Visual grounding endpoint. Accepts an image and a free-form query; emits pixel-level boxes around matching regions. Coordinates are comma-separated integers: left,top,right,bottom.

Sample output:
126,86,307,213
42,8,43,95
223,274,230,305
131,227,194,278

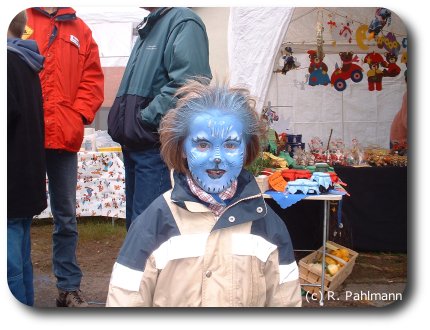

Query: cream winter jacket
106,170,302,307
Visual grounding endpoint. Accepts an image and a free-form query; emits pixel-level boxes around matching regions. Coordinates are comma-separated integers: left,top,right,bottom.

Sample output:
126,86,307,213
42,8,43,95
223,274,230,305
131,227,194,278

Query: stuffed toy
307,50,330,86
364,52,387,91
382,52,401,77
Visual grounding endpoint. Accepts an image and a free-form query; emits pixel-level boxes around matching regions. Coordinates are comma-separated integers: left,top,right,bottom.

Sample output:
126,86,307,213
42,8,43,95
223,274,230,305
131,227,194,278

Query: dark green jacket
108,7,212,150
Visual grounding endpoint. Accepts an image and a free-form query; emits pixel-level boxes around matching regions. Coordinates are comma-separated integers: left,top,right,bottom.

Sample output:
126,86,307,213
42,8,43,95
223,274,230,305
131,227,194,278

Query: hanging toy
330,52,363,92
261,106,279,127
307,50,330,86
326,13,337,46
280,47,300,74
382,52,401,77
338,17,354,44
364,52,387,91
326,16,337,32
368,8,391,40
356,24,371,50
294,74,310,90
401,38,408,83
376,32,401,55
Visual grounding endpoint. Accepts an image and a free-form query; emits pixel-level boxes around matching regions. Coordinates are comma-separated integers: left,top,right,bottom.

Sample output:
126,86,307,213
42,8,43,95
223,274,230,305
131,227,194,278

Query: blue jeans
123,148,171,230
46,150,82,291
7,218,34,306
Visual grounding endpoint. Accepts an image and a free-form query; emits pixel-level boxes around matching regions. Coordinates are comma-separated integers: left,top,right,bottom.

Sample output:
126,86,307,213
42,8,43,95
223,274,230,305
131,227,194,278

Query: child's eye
197,142,210,150
224,142,239,149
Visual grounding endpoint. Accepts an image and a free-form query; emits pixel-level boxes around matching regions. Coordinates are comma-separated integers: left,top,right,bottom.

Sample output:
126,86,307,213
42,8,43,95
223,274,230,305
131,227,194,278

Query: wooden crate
299,241,358,299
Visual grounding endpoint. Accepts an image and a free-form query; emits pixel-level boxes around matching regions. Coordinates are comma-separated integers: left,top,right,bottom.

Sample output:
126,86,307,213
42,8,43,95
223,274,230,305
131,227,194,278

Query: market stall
229,6,408,247
229,7,407,149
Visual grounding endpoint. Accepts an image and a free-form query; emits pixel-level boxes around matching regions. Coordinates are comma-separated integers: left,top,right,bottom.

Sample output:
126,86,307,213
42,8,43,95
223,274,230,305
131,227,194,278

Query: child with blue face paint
106,79,302,307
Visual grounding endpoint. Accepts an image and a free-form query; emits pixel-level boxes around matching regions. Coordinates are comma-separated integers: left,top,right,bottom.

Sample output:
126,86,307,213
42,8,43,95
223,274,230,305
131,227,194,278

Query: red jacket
25,7,104,152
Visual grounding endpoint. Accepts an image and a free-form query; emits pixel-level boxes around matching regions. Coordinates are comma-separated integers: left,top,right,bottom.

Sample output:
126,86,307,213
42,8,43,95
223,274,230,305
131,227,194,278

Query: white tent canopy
76,7,148,67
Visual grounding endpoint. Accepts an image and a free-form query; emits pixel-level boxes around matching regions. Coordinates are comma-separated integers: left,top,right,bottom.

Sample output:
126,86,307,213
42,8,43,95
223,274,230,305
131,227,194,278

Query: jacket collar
35,7,76,21
137,7,172,39
171,169,267,231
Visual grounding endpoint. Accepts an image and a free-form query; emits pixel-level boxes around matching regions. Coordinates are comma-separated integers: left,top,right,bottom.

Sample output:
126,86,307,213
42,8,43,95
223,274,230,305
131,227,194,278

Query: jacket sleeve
140,19,212,127
257,206,302,307
264,249,302,307
72,28,104,125
106,254,158,307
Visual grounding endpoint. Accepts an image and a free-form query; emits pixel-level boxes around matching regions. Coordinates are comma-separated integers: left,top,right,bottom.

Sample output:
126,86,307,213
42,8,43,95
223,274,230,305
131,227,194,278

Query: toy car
330,64,363,92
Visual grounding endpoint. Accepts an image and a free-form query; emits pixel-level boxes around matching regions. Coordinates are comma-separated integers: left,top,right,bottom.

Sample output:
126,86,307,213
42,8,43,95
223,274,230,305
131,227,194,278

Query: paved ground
29,219,407,308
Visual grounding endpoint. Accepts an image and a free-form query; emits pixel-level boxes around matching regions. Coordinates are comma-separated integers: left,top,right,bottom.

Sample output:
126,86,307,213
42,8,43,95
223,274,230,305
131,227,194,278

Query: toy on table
287,179,320,195
311,172,332,193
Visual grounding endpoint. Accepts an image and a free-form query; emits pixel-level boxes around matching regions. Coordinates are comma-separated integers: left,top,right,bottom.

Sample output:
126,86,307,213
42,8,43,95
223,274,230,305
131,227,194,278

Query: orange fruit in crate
341,256,350,262
331,249,343,258
339,248,349,258
325,256,337,265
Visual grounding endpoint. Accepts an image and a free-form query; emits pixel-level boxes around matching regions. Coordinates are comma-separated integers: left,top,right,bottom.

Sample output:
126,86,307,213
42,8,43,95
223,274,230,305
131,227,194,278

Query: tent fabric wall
228,7,294,114
77,7,146,67
267,52,407,149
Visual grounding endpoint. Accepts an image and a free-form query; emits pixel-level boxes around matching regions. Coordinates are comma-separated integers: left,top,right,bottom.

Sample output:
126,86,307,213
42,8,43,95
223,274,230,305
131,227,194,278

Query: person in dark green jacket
108,7,212,230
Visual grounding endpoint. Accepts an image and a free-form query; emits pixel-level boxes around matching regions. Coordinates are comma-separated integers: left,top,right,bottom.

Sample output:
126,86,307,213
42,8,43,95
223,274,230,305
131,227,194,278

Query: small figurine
368,8,392,39
281,47,300,74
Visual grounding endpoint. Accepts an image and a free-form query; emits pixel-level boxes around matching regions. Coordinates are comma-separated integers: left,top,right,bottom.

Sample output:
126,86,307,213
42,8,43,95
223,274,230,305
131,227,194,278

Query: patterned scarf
186,175,237,217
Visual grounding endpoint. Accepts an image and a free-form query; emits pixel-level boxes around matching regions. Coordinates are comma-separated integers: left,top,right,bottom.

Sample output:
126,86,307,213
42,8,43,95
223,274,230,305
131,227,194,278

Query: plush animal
364,52,387,91
307,50,330,86
339,52,359,72
382,52,401,77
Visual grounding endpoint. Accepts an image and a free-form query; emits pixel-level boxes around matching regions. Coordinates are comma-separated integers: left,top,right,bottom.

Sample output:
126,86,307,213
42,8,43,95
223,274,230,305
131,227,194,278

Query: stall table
36,151,126,220
264,192,343,306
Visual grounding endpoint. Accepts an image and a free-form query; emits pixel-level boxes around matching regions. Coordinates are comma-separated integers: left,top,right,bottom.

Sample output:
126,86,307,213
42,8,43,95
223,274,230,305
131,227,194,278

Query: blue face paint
184,110,245,193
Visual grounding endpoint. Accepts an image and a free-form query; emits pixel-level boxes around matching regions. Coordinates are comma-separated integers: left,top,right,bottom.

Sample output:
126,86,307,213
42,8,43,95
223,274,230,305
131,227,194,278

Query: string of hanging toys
274,7,407,92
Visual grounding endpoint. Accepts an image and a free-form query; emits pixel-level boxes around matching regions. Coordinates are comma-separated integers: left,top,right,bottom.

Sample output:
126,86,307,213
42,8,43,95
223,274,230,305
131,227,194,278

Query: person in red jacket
25,7,104,307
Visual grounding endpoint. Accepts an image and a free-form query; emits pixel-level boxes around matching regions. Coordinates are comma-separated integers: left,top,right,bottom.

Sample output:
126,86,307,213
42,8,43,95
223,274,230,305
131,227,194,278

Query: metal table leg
319,200,329,306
